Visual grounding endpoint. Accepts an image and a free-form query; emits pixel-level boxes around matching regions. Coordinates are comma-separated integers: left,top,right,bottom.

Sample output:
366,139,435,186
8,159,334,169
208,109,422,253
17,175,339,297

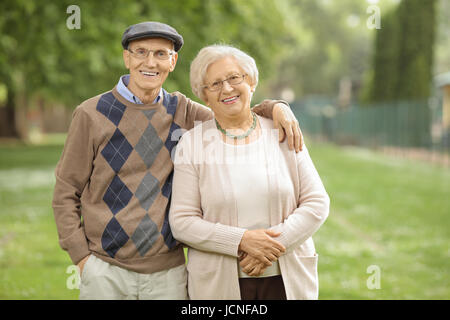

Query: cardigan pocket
186,250,237,299
289,252,319,299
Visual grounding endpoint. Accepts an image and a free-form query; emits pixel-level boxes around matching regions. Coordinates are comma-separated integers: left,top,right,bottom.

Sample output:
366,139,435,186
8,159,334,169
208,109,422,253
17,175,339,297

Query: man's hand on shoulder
272,103,303,153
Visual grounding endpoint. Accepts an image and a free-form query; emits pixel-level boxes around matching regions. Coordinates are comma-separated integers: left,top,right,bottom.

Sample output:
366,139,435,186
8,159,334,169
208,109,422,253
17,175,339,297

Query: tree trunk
0,90,19,138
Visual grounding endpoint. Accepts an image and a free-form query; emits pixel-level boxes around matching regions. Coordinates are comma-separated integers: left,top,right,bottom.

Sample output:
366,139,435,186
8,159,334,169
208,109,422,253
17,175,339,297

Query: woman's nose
222,80,234,92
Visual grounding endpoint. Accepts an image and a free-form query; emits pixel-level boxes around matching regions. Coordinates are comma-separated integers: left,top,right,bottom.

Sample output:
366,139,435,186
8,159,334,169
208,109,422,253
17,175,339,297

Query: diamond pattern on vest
131,214,160,256
96,89,181,257
101,217,130,258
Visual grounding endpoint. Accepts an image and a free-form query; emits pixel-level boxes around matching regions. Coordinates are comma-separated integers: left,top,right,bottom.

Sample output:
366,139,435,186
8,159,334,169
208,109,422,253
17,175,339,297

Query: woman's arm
270,146,330,252
239,145,330,276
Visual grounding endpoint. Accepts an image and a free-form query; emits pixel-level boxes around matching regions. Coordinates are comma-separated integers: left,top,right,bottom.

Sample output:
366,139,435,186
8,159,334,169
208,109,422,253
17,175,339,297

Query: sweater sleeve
251,99,289,119
184,99,213,130
270,146,330,252
169,134,246,257
52,107,94,265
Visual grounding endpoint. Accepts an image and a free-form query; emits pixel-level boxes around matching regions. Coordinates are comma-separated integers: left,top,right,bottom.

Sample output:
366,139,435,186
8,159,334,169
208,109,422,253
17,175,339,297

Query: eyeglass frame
202,74,248,92
127,47,175,60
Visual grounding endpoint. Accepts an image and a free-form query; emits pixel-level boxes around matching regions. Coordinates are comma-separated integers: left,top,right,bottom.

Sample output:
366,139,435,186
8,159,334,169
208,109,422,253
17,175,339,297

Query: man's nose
144,52,157,66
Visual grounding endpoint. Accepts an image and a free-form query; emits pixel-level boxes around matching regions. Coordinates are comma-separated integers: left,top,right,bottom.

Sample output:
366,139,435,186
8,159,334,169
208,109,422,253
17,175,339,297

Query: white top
223,137,281,278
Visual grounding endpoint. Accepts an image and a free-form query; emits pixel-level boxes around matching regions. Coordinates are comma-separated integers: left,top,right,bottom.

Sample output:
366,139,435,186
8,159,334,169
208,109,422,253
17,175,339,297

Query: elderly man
52,21,303,300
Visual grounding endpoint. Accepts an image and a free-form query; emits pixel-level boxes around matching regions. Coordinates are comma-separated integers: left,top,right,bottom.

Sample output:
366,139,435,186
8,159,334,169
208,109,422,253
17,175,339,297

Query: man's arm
252,100,303,152
52,107,94,265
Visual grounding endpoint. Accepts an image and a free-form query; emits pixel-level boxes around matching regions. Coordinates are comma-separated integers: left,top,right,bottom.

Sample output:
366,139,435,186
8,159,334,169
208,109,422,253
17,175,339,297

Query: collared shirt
117,74,162,104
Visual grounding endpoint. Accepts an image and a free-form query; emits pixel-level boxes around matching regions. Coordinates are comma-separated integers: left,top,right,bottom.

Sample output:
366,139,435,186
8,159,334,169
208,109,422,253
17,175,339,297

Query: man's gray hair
190,44,259,101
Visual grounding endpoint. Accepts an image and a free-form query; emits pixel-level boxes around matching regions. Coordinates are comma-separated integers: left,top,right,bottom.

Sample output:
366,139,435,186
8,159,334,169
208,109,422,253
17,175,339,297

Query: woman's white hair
190,44,259,102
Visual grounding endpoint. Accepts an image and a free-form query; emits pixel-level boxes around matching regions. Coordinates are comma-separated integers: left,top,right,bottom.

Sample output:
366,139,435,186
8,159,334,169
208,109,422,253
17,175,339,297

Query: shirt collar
117,75,162,104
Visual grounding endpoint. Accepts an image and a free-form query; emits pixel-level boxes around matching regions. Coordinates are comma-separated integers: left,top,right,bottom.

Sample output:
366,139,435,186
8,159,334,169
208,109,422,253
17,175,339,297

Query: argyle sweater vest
52,86,214,273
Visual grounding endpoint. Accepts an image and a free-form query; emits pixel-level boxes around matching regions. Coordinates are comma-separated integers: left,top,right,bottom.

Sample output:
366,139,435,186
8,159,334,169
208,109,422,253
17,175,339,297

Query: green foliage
0,0,292,109
366,0,437,103
268,0,374,99
396,0,436,101
0,0,443,115
366,9,399,102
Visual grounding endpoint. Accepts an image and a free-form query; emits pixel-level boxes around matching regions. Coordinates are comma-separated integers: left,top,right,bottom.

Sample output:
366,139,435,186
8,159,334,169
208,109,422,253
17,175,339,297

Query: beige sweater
52,85,281,274
169,116,330,299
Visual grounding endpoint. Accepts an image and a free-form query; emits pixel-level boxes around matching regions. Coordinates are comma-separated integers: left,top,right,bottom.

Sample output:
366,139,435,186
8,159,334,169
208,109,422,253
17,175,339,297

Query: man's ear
123,49,130,69
169,52,178,72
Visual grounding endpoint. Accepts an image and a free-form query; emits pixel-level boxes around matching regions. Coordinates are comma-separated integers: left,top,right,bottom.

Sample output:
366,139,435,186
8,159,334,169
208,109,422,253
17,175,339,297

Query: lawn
0,139,448,299
310,143,450,299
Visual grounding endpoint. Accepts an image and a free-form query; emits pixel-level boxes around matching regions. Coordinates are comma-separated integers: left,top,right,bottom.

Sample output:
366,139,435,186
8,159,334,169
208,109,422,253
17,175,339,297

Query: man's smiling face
123,37,178,100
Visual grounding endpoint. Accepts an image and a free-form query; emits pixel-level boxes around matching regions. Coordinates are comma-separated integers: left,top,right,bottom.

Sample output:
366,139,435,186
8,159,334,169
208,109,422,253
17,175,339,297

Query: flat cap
122,21,184,52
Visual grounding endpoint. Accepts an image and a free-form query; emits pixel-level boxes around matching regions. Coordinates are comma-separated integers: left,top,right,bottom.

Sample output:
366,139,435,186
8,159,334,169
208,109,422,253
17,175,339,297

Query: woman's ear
247,76,256,93
203,93,210,106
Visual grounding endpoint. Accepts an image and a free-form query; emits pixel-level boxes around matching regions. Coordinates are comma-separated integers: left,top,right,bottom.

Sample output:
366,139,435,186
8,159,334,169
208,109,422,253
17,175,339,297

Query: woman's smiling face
202,56,255,120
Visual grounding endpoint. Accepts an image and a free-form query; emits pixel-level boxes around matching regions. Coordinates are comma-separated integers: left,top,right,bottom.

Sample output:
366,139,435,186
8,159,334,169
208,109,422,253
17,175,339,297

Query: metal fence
292,98,450,167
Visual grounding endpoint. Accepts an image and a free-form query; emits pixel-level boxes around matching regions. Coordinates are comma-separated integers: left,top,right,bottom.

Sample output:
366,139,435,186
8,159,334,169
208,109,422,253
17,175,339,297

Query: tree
366,9,399,102
0,0,293,139
396,0,436,101
366,0,437,103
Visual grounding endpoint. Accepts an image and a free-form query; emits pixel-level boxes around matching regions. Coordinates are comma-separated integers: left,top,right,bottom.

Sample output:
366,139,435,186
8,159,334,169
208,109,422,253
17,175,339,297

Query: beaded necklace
215,112,257,140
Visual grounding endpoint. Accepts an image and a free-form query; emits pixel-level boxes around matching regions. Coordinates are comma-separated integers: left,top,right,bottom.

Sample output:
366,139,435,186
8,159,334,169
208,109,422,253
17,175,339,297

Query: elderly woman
169,45,330,300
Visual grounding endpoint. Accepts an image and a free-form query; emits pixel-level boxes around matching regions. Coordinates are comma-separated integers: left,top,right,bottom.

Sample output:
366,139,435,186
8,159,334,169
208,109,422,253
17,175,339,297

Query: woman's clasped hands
238,229,286,277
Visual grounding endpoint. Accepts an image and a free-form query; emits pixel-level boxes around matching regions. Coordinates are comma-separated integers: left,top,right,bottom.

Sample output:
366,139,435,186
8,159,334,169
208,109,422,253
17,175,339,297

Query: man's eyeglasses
127,48,174,60
203,74,247,92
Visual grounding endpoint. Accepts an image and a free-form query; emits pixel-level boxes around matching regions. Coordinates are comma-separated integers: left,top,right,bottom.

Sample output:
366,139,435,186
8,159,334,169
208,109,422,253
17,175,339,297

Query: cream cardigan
169,116,330,300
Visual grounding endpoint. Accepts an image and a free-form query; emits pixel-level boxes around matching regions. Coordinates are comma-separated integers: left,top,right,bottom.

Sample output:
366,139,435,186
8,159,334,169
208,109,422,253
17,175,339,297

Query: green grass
0,141,79,299
308,143,450,299
0,138,448,299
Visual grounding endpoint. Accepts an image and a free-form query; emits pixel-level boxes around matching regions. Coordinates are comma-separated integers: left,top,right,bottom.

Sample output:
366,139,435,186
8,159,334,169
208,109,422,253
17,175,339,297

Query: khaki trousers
79,255,188,300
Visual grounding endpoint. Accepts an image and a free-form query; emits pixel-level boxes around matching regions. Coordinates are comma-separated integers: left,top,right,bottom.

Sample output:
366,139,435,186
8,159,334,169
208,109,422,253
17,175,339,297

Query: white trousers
79,255,188,300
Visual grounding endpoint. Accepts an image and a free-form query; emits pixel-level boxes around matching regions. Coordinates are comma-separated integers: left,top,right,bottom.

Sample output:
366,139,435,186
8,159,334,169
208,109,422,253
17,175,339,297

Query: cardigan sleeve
169,133,246,257
270,145,330,252
52,106,94,265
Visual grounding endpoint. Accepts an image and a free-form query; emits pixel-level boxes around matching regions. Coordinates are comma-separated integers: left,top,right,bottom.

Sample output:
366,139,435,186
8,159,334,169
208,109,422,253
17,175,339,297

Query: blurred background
0,0,448,299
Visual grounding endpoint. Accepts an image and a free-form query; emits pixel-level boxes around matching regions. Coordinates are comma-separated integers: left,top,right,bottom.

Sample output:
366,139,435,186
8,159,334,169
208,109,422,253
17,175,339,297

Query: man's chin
130,81,162,93
130,75,166,90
